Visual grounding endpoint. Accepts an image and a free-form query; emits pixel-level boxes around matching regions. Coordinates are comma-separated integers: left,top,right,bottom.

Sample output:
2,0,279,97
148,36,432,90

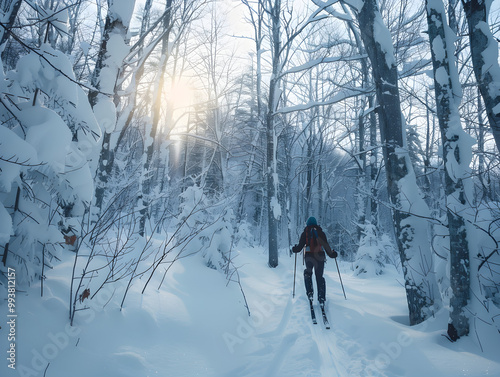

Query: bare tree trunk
0,0,22,53
461,0,500,153
340,1,373,241
356,96,367,240
266,0,281,268
477,91,491,200
368,95,378,227
426,0,472,340
238,0,265,227
139,0,173,236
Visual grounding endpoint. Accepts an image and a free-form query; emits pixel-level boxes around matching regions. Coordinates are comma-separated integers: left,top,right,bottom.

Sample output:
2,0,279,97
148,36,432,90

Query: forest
0,0,500,362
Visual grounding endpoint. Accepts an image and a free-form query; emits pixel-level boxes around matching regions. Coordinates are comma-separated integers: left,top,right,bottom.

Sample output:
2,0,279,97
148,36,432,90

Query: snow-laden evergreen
0,40,100,285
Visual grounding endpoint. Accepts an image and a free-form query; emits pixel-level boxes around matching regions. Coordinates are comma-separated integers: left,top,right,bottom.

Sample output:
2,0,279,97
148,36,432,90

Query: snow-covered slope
2,244,499,377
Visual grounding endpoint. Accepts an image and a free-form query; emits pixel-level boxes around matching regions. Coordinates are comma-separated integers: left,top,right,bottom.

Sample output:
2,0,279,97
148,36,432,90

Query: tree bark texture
461,0,500,153
426,0,471,338
357,0,439,325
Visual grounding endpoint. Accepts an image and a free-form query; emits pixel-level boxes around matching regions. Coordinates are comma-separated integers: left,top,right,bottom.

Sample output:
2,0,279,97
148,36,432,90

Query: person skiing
292,217,337,308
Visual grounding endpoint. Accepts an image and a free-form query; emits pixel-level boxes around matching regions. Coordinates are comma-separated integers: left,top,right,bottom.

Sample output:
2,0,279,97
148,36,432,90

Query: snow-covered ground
2,244,499,377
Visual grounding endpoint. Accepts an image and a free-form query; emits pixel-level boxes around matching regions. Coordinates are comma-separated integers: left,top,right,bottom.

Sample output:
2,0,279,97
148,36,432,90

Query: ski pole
292,251,297,298
335,258,347,300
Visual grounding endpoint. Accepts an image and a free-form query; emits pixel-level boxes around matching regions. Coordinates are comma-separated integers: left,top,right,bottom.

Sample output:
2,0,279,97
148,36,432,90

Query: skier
292,217,337,308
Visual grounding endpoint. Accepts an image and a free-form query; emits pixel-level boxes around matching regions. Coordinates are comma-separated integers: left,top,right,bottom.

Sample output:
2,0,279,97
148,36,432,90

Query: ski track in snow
238,255,378,377
264,332,299,377
309,306,342,377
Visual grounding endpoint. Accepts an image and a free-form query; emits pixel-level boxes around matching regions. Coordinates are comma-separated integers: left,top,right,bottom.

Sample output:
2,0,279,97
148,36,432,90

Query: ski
320,304,330,329
309,299,317,324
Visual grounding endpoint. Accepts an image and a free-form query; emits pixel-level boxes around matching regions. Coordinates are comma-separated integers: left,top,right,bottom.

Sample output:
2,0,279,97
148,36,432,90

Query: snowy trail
319,269,388,377
238,254,405,377
4,246,500,377
239,254,353,377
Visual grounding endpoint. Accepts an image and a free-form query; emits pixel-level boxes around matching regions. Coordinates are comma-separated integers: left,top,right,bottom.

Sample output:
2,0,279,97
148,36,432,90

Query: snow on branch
310,0,353,22
0,24,111,96
23,0,71,36
0,154,44,168
281,53,367,77
275,86,371,114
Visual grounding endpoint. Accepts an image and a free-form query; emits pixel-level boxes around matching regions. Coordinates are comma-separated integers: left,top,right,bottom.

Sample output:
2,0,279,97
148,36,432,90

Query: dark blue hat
306,217,317,226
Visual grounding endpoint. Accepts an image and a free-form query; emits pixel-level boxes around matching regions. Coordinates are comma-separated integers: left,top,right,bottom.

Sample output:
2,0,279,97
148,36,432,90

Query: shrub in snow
205,208,234,271
354,223,386,276
174,185,236,271
233,221,254,247
167,185,249,313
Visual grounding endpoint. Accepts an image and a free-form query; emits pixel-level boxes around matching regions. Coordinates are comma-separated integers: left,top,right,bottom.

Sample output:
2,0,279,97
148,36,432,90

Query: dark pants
304,254,326,303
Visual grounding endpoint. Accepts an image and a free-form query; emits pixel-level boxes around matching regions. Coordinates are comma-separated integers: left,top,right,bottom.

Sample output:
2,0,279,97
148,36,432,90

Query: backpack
305,226,322,254
305,225,336,258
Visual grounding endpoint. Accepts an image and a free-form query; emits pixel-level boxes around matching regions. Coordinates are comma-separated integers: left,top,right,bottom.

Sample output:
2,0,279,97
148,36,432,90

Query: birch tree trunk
90,0,135,212
356,0,439,325
426,0,473,340
461,0,500,153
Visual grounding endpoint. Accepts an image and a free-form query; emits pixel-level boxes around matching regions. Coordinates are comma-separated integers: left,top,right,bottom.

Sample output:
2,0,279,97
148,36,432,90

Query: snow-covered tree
426,0,475,339
353,0,440,325
0,4,100,285
90,0,135,212
461,0,500,153
263,0,282,268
